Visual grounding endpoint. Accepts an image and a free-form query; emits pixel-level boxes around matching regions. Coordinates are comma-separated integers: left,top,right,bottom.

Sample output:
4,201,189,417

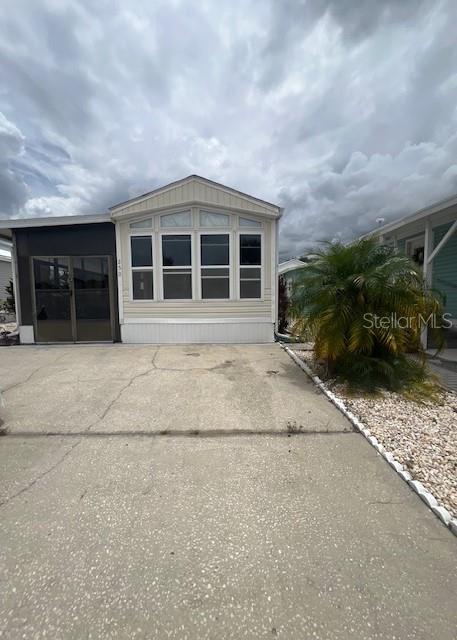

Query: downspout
10,230,22,327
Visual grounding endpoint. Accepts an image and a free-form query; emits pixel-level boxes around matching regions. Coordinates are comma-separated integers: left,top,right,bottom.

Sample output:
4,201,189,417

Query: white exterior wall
114,179,280,344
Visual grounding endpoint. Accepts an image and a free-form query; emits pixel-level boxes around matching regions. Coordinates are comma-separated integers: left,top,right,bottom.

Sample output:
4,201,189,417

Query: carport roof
0,213,111,240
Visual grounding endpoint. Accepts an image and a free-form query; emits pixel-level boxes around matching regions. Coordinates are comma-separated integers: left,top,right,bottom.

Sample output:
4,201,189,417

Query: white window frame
159,231,194,301
199,209,232,229
238,216,263,229
197,231,232,301
160,209,193,229
129,217,153,229
129,231,155,302
237,231,264,301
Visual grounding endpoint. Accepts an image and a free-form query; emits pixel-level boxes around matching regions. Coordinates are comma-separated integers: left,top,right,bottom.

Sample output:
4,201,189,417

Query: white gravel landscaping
293,348,457,520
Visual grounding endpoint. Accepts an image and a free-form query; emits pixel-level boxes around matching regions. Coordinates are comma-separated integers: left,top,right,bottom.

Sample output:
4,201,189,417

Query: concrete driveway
0,344,455,639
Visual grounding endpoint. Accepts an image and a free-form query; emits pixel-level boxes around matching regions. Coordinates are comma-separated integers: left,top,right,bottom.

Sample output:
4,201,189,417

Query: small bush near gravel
290,238,445,394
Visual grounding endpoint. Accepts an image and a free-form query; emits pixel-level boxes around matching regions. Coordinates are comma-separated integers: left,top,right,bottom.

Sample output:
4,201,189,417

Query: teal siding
397,239,406,253
432,222,457,317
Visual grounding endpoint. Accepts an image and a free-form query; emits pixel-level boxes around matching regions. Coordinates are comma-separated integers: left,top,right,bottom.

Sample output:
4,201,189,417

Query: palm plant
290,238,444,392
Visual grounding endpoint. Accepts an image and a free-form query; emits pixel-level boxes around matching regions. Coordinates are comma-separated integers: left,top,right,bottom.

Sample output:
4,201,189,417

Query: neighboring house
278,258,307,296
0,254,12,302
0,240,12,302
0,175,282,344
362,194,457,348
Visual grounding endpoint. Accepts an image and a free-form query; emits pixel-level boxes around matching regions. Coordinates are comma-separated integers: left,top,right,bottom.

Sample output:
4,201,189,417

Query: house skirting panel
19,325,35,344
120,320,274,344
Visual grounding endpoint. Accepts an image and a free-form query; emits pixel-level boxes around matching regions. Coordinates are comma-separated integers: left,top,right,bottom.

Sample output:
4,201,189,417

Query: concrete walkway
0,344,455,639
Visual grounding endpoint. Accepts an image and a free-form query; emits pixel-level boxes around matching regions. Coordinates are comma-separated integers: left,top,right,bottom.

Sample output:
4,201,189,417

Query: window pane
160,211,192,227
240,234,261,265
202,278,229,299
130,218,152,228
33,257,69,290
163,270,192,299
201,268,229,277
240,279,261,298
162,235,191,266
240,267,261,279
201,234,229,266
239,217,261,228
200,211,230,227
131,236,153,267
133,271,153,299
73,258,109,290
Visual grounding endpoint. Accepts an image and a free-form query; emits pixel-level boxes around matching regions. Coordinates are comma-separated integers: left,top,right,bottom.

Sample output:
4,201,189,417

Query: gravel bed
294,349,457,519
0,322,17,333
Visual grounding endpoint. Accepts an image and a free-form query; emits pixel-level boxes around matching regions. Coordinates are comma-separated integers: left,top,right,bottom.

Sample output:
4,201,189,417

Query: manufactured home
0,176,282,344
363,194,457,348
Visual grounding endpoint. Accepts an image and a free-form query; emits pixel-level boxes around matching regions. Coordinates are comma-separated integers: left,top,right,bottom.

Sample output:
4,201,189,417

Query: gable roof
278,258,306,275
109,175,282,219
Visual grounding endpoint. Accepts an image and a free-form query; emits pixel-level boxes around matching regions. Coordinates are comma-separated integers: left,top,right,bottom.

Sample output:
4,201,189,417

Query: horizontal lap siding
123,300,272,319
432,222,457,317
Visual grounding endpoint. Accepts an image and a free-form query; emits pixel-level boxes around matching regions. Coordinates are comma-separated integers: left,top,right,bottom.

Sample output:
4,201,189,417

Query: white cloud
0,0,456,258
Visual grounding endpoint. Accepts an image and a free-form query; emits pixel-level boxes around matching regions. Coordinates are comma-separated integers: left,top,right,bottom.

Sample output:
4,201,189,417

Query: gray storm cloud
0,0,456,259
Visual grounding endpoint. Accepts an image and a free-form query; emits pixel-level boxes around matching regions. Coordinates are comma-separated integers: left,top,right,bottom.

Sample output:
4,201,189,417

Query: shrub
290,238,444,392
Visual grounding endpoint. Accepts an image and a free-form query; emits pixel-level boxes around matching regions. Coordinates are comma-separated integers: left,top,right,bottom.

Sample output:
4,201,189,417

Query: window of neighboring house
200,234,230,299
131,235,153,299
162,234,192,299
239,234,261,298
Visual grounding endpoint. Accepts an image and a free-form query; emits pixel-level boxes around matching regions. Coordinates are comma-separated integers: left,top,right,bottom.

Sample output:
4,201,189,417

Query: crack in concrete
0,438,81,509
2,351,70,394
85,347,161,431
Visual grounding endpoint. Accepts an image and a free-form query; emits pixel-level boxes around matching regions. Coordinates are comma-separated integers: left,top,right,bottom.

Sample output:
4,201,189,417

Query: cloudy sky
1,0,456,258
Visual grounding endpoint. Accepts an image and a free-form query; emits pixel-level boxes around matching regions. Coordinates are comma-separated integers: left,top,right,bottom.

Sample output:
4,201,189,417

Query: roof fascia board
0,213,111,230
111,200,280,221
362,195,457,238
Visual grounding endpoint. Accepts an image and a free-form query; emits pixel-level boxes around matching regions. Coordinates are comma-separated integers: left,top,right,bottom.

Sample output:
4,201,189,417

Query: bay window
162,234,192,299
239,234,261,298
131,235,153,299
200,234,230,299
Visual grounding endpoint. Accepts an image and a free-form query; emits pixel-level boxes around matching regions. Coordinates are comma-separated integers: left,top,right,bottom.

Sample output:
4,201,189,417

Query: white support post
427,218,457,265
114,221,124,326
10,231,21,326
421,217,433,350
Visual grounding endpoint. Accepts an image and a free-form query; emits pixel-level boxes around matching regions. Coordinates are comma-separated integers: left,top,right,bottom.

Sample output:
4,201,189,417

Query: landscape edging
280,342,457,538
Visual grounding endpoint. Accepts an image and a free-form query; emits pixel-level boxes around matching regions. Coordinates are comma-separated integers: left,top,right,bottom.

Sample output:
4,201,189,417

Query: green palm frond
290,237,445,392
